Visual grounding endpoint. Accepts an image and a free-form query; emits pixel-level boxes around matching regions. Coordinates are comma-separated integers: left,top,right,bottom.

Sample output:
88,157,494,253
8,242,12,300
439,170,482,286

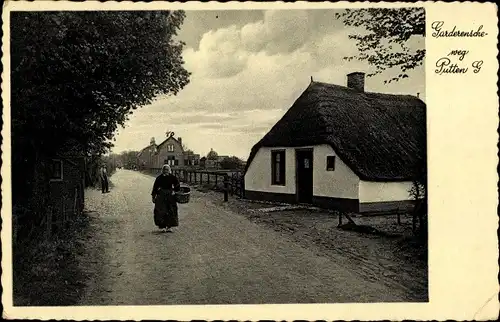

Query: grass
12,213,91,306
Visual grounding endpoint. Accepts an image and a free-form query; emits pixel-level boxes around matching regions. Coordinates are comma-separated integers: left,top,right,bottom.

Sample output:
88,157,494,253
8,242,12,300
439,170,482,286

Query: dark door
296,150,313,204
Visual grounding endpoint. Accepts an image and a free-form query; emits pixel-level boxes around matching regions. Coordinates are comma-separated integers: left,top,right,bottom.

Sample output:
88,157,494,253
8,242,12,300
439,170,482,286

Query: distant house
184,150,201,167
137,135,200,169
205,155,229,169
49,148,86,227
244,72,426,213
199,156,207,168
137,138,158,169
156,135,185,167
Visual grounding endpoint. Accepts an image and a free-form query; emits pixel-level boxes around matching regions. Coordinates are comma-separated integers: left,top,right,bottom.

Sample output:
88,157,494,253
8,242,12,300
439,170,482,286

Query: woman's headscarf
161,164,172,175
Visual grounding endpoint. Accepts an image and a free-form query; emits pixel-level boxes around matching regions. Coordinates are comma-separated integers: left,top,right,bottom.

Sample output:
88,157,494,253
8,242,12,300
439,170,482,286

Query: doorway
296,149,313,204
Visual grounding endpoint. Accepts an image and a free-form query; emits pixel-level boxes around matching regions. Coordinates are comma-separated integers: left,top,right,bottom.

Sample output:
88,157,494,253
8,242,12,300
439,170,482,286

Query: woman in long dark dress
151,164,181,232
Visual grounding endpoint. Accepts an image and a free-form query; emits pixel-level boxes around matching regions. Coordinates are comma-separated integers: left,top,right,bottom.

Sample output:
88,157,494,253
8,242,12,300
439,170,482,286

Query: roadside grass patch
12,213,91,306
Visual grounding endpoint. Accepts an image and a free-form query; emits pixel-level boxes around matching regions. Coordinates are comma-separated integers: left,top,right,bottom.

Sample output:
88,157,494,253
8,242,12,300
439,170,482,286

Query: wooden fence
13,184,84,244
145,168,245,200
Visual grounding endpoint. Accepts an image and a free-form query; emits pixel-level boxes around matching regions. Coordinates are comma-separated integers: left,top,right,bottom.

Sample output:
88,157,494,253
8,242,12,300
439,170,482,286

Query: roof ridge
311,80,421,99
157,135,180,147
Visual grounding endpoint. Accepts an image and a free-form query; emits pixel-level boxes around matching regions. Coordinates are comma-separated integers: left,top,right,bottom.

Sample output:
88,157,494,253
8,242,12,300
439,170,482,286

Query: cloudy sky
112,9,425,160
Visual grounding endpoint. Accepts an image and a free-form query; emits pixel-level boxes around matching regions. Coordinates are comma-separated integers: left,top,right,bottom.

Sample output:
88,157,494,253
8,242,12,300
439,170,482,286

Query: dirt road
79,169,409,305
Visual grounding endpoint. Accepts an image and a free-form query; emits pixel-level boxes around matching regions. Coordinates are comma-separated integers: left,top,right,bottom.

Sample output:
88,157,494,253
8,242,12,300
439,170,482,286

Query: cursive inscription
433,21,487,75
435,57,468,75
432,21,488,38
448,49,469,61
471,60,483,73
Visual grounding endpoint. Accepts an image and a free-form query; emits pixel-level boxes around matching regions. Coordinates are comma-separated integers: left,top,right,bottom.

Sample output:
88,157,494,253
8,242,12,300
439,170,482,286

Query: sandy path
78,169,407,305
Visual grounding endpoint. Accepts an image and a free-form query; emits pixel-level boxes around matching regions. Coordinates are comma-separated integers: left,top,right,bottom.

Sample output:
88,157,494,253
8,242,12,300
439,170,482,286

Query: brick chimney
347,72,365,92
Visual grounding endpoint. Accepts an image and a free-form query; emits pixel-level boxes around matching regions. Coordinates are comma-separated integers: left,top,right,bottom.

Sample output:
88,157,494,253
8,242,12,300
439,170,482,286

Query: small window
50,159,63,181
167,144,174,152
326,156,336,171
304,158,310,169
271,150,286,185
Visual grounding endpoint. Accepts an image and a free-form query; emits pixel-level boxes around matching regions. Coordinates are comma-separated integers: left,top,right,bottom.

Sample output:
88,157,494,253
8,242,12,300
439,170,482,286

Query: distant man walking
100,165,109,193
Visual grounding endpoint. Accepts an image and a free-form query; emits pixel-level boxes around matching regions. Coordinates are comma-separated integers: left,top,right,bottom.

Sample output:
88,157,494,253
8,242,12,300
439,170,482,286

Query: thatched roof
245,81,426,182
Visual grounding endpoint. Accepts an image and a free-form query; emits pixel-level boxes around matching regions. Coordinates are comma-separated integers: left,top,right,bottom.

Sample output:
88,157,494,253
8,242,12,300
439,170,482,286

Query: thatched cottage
244,72,426,213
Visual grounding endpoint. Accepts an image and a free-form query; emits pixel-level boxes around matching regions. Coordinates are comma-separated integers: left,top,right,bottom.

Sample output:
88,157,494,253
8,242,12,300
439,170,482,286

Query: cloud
184,26,250,78
113,9,426,159
241,10,312,54
183,10,350,80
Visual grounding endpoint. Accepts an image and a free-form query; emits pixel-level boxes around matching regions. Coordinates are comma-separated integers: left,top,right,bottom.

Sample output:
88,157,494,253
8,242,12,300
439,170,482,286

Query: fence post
241,175,245,198
207,173,210,185
224,175,229,202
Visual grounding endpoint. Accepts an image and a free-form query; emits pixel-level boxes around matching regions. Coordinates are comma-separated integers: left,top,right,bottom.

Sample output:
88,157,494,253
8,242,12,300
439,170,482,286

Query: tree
11,11,190,220
12,11,189,159
409,130,427,240
336,8,425,83
220,156,244,170
117,150,140,169
207,148,218,160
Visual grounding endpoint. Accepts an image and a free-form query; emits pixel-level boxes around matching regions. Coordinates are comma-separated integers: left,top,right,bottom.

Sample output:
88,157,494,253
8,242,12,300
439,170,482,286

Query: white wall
244,147,296,194
313,144,359,199
245,144,360,199
358,180,413,203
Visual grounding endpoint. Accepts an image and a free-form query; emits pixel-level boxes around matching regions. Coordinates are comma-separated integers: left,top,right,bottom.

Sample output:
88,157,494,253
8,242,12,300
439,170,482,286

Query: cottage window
50,159,63,181
271,150,286,185
167,144,174,152
326,156,336,171
164,155,176,166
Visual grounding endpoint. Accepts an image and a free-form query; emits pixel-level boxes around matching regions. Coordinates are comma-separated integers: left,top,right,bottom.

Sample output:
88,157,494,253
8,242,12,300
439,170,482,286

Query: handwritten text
432,21,488,38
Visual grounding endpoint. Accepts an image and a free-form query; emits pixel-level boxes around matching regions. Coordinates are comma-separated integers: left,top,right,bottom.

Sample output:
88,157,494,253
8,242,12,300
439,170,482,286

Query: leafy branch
336,8,425,83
